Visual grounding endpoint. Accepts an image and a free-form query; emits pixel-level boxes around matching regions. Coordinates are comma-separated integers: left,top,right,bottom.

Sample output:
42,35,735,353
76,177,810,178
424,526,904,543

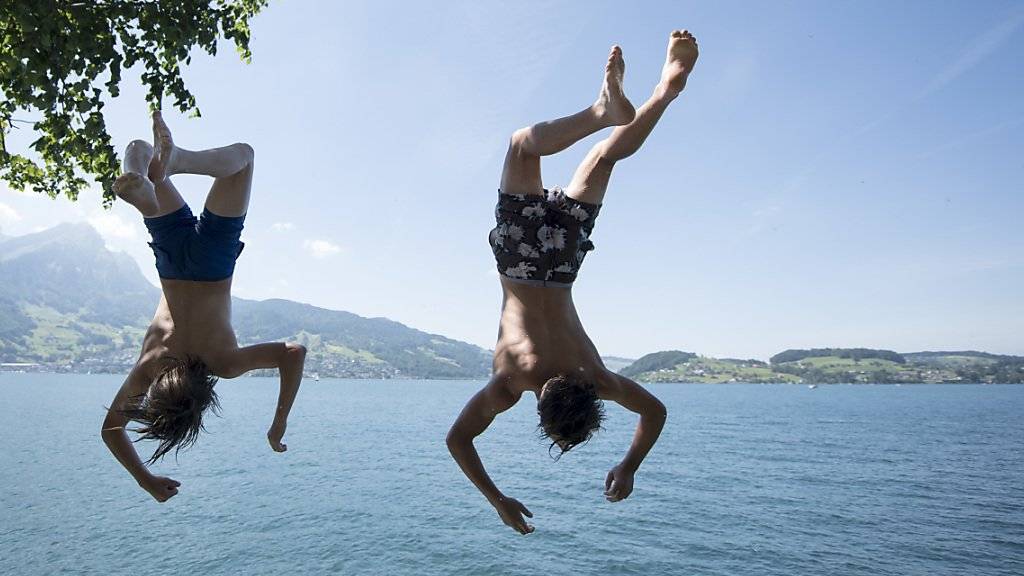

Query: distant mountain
0,224,490,379
600,356,637,373
620,350,696,378
621,348,1024,384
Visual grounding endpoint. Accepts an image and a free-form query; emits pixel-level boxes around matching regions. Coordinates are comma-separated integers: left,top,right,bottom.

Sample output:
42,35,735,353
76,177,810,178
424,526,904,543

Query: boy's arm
100,371,181,502
445,376,534,534
221,342,307,452
603,373,668,502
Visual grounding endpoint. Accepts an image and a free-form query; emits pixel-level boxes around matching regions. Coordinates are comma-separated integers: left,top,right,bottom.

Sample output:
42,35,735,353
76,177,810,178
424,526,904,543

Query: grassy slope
632,356,801,384
622,352,1022,384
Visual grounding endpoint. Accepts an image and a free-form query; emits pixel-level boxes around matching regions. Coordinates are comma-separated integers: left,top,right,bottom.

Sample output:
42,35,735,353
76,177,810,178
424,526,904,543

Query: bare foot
113,140,159,215
113,172,158,216
660,30,699,96
594,45,635,126
151,110,179,181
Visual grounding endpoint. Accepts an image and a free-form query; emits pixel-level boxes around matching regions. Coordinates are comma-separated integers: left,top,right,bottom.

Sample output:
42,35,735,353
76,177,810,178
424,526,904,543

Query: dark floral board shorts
144,204,245,282
489,188,602,287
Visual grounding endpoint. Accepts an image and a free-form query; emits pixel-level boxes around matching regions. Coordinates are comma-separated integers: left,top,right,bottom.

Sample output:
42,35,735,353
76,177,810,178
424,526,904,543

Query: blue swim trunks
144,204,245,281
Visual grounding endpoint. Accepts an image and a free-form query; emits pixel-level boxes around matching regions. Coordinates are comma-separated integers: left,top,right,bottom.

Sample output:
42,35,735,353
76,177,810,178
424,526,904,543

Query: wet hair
537,373,605,458
120,356,220,465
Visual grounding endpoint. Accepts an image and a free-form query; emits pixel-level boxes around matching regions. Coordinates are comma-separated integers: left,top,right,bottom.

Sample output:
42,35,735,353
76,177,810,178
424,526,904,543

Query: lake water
1,374,1022,575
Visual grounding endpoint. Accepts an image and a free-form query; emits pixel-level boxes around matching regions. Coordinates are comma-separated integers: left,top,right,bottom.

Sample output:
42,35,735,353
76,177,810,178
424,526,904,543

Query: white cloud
0,202,21,224
88,212,138,246
303,239,341,258
271,221,295,231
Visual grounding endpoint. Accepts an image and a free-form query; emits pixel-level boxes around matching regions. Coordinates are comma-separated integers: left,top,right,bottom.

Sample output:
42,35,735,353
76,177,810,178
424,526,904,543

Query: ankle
653,82,681,103
590,102,620,128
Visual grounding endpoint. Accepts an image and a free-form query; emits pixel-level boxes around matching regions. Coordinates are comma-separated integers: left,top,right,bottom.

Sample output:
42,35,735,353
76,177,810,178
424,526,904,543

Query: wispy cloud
914,115,1024,161
783,6,1024,195
303,239,341,259
271,221,294,232
918,8,1024,99
0,202,21,224
87,212,138,248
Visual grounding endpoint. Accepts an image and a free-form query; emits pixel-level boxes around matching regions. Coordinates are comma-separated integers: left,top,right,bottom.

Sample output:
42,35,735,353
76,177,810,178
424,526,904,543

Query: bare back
495,278,608,397
138,278,239,379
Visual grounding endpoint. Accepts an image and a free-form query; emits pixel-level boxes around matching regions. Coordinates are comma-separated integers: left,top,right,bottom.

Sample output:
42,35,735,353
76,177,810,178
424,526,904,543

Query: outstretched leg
152,111,254,218
500,46,635,197
565,30,699,205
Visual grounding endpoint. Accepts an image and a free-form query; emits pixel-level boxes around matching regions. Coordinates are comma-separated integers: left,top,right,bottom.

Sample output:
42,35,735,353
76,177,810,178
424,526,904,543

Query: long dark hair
121,356,220,464
537,373,605,459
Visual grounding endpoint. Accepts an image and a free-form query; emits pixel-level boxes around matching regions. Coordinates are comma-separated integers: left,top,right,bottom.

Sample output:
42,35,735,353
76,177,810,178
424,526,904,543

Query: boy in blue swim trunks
101,111,307,502
448,31,699,534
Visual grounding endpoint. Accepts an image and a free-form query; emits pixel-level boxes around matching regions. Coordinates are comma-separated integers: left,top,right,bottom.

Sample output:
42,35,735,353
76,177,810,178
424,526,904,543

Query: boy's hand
139,474,180,503
604,464,635,502
493,496,534,534
267,419,288,452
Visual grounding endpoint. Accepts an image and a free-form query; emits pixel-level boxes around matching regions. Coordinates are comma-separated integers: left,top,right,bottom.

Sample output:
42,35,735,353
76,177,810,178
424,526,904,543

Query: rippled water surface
1,374,1022,575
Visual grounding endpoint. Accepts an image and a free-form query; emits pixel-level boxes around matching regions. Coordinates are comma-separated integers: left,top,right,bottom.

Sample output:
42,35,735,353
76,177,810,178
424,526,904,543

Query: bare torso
494,278,614,398
132,278,239,391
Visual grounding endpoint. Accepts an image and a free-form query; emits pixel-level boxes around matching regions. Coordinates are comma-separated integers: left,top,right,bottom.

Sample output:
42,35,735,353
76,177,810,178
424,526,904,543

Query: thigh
152,177,187,217
203,163,253,218
564,146,614,205
499,143,544,197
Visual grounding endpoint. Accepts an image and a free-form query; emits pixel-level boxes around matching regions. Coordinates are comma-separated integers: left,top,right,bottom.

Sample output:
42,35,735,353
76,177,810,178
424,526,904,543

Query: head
121,356,220,464
537,373,605,458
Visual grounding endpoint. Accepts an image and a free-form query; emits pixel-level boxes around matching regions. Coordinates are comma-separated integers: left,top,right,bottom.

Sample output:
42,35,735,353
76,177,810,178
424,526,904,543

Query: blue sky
1,0,1022,359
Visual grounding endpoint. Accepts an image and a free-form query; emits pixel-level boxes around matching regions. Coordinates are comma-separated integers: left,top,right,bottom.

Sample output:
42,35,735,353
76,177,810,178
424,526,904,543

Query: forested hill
620,348,1024,384
769,348,906,365
0,223,490,379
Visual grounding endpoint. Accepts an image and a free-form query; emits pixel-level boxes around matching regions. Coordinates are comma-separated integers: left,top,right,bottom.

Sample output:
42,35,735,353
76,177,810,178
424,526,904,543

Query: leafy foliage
0,0,267,205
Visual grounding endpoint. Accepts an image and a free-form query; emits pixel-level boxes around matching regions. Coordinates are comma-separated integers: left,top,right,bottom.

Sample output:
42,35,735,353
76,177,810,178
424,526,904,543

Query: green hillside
621,348,1024,384
0,224,490,379
620,350,800,383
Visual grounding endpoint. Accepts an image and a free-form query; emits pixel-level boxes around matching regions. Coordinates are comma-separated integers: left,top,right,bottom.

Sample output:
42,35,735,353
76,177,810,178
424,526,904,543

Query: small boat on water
808,384,818,389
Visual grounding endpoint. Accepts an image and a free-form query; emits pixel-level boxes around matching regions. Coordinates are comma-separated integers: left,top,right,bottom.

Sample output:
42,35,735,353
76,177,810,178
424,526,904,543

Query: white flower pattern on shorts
537,224,566,252
489,187,601,286
505,261,537,279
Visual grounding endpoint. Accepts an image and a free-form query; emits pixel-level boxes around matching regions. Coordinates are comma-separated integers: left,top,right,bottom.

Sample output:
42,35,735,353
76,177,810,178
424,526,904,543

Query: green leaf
0,0,268,204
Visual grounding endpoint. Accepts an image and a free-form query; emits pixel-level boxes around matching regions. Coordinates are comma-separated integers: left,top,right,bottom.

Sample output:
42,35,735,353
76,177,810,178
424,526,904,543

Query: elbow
100,426,117,446
445,428,458,452
653,399,668,422
445,426,466,456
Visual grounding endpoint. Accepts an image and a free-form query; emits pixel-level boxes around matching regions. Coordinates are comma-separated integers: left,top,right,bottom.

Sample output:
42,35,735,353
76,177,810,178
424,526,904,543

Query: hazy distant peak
1,224,491,378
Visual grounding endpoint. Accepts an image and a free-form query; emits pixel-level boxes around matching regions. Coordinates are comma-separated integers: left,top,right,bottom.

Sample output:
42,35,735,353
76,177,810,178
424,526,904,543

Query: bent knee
508,128,534,156
593,142,620,166
127,139,153,152
234,142,255,164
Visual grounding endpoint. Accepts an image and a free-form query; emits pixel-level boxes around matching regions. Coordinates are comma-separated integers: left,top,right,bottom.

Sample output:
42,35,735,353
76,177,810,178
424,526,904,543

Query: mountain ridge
0,224,490,379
